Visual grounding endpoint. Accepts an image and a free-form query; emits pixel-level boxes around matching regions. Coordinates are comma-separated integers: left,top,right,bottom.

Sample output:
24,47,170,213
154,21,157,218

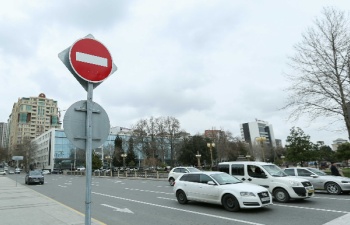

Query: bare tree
14,137,38,170
282,7,350,139
164,116,184,167
156,117,168,162
131,119,149,160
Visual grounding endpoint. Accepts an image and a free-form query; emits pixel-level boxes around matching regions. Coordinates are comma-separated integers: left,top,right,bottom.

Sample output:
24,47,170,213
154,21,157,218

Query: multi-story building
7,93,61,158
0,122,7,148
204,130,225,140
331,138,348,151
275,139,283,148
240,120,276,148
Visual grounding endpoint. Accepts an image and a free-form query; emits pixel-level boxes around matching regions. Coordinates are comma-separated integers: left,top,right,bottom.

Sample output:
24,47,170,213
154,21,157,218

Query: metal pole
261,141,266,162
74,147,76,170
210,146,213,170
16,160,18,187
85,82,93,225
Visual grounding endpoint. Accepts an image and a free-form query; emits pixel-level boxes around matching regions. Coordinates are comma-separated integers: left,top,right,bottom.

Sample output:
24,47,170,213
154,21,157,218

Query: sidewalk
0,177,104,225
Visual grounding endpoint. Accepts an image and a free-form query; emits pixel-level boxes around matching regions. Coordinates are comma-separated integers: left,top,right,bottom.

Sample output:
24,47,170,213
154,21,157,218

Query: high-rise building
7,93,61,158
240,120,276,148
0,122,7,148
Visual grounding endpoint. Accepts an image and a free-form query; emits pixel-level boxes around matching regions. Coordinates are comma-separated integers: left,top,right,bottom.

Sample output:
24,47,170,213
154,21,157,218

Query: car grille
258,191,270,204
302,182,312,187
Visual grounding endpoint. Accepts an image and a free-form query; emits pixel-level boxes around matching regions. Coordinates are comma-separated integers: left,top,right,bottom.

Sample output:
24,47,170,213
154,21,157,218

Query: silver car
283,167,350,195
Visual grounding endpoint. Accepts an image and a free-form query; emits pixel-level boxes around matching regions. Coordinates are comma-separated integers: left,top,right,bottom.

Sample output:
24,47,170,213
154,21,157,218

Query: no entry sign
58,34,117,91
70,38,113,82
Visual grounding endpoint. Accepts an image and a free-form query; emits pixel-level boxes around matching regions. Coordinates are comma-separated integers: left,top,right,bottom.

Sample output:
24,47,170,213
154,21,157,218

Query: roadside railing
63,170,169,180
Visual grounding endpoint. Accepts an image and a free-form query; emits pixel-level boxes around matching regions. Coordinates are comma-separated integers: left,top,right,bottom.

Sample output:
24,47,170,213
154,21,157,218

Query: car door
183,174,201,200
296,168,322,189
197,174,220,202
245,165,270,189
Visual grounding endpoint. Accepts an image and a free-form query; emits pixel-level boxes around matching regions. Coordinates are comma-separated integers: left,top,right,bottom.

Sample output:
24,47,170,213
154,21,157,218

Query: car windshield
187,168,200,172
262,165,288,177
308,168,327,176
30,172,41,176
211,173,242,185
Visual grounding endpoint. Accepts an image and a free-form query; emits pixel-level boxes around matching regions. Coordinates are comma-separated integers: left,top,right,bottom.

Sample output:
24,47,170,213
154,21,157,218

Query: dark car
51,170,62,174
25,171,44,185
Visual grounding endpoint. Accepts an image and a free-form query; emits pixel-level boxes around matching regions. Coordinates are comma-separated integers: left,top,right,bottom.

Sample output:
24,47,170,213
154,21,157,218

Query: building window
26,105,32,111
51,116,57,125
19,113,27,123
21,105,24,111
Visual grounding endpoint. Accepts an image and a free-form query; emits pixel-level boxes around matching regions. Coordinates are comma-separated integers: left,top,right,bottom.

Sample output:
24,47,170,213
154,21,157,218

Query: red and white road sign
69,38,113,82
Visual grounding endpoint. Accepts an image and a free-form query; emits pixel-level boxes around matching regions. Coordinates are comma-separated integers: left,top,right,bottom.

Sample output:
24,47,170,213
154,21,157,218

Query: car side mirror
184,171,188,173
207,181,216,185
311,174,318,178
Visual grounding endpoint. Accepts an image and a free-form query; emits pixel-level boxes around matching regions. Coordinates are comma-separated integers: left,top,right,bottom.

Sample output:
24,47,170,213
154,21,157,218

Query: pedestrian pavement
0,177,104,225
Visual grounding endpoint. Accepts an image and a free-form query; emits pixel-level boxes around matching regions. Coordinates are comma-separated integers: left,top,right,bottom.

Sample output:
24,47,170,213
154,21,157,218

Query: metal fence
63,170,169,180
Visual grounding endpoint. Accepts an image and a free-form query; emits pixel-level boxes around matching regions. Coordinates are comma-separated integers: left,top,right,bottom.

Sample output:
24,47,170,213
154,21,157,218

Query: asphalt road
6,172,350,225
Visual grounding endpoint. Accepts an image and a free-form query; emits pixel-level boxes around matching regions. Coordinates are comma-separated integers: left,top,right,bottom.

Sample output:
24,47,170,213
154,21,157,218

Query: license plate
308,190,314,193
261,197,270,202
35,179,39,182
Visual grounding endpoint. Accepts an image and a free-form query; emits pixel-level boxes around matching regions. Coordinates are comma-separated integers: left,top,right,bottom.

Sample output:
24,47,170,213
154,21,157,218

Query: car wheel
222,194,240,212
169,178,175,186
25,180,27,184
176,190,188,204
42,182,44,185
325,182,342,195
273,188,290,203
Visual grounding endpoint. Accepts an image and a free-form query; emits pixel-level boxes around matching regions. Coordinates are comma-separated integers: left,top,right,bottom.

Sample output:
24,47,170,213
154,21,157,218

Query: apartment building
7,93,61,157
0,122,7,148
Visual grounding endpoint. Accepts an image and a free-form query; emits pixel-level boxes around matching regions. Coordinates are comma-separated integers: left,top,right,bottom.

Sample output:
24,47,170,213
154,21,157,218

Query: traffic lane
7,175,347,225
6,175,264,225
92,178,344,225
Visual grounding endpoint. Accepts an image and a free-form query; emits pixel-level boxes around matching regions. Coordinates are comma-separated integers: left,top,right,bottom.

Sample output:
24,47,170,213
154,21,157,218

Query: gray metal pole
85,82,93,225
16,160,18,187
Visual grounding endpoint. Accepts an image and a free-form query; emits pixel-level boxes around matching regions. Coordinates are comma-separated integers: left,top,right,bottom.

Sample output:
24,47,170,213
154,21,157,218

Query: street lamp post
195,151,201,168
207,142,215,170
255,137,267,162
121,154,127,169
281,155,285,165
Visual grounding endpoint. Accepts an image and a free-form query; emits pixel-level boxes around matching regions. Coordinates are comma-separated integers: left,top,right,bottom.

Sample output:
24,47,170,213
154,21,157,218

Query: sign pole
85,82,93,225
16,160,18,187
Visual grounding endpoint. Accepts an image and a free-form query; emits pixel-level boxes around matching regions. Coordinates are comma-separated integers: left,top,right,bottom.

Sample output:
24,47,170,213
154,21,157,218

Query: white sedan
174,172,272,212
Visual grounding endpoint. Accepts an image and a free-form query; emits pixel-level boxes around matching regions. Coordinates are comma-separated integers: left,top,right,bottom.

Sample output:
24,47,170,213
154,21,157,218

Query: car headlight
289,180,303,187
341,181,349,184
240,192,256,197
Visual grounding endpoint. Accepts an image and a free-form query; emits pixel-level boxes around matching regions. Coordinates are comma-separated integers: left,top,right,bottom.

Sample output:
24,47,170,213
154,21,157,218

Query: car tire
325,182,342,195
41,182,44,185
222,194,240,212
176,190,188,204
273,188,290,203
169,178,175,186
25,180,27,184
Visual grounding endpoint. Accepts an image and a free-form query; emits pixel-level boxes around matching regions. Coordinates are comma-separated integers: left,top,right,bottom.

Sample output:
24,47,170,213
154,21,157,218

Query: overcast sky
1,0,349,147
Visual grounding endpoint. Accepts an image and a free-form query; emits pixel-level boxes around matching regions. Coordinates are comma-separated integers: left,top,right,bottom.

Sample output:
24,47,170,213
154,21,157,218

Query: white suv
168,167,200,186
218,162,315,202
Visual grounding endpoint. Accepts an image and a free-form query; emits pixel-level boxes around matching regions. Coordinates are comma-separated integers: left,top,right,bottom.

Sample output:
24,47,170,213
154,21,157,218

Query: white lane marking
58,185,67,188
101,204,133,214
323,212,350,225
125,188,174,195
93,192,264,225
64,183,72,185
158,197,176,201
274,204,349,213
313,196,350,201
121,183,125,184
76,52,108,67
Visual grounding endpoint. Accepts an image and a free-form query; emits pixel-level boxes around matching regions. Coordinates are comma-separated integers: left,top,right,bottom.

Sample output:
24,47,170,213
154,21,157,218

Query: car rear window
231,164,244,176
185,174,200,183
218,164,229,174
180,175,188,181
